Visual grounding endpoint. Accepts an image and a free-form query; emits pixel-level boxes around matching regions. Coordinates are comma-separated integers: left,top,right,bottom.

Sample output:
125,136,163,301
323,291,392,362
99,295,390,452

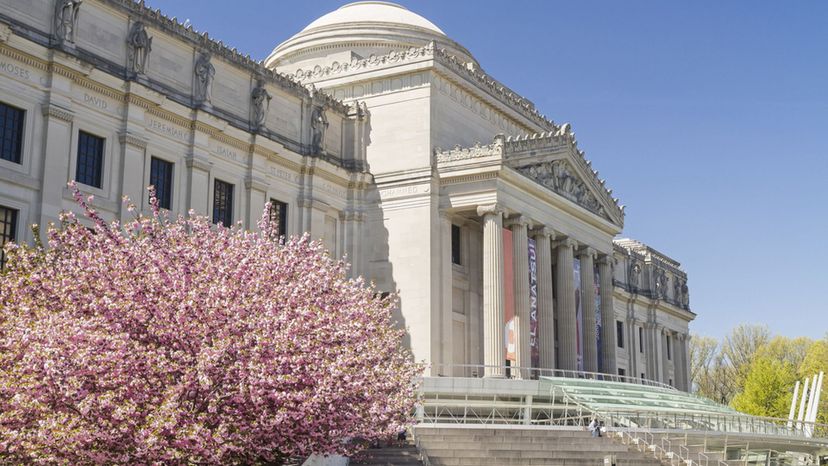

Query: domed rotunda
264,1,478,74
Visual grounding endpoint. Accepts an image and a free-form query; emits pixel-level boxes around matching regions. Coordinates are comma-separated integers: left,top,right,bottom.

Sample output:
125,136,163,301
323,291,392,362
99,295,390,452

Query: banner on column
528,238,539,369
503,228,515,362
574,257,583,371
594,268,602,373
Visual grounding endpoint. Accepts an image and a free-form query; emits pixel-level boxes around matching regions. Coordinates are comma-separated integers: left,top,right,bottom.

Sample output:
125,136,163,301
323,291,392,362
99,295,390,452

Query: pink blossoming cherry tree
0,184,420,465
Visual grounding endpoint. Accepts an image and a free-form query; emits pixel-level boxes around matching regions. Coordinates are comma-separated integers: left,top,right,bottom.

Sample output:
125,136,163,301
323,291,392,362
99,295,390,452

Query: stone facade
0,1,695,390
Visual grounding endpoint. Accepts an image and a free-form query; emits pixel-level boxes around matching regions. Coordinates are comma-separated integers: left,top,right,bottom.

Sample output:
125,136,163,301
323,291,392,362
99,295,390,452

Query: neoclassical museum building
0,0,694,389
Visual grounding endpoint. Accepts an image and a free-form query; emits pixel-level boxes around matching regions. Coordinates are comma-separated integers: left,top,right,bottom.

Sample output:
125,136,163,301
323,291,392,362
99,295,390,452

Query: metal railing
429,363,678,390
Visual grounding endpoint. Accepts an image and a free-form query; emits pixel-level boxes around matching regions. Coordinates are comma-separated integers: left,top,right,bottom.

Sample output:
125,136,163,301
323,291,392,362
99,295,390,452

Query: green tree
797,340,828,424
723,324,771,393
731,356,797,418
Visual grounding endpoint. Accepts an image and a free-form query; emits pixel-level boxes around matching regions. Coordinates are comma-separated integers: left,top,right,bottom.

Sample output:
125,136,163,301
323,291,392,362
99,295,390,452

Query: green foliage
731,356,797,418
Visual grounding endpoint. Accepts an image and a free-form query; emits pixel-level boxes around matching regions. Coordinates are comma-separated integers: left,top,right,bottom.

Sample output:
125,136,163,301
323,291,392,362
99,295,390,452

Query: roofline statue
127,21,152,75
54,0,83,45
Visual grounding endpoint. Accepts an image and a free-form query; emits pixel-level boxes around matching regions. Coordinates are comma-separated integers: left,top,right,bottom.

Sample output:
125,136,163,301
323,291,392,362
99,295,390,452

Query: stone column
439,211,454,376
579,247,598,373
38,104,75,240
532,227,555,374
478,205,506,378
597,255,617,375
679,333,690,391
507,215,531,378
554,238,578,371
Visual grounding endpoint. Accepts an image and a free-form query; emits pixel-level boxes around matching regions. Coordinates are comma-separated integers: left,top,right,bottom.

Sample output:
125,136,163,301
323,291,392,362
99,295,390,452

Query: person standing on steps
589,418,601,438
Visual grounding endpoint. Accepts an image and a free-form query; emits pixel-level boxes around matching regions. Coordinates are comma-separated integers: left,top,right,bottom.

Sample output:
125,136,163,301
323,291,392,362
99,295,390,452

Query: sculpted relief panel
515,160,608,220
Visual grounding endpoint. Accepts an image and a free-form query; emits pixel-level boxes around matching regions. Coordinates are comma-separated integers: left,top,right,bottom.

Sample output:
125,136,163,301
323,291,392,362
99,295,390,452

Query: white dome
265,1,476,73
302,2,446,36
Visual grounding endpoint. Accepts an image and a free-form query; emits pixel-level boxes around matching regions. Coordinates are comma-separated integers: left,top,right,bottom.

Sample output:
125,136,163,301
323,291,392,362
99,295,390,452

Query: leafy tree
798,340,828,424
731,356,796,418
0,185,420,465
690,335,737,404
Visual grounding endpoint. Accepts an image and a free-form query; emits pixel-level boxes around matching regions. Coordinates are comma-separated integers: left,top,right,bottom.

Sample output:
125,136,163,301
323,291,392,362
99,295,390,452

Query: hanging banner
594,268,602,373
503,228,515,362
574,257,583,371
528,238,539,369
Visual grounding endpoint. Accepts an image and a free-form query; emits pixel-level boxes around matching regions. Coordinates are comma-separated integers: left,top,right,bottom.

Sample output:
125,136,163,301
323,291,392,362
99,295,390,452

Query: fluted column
555,238,578,371
679,333,690,391
579,247,598,373
532,227,556,374
478,205,506,378
507,215,531,378
597,255,617,375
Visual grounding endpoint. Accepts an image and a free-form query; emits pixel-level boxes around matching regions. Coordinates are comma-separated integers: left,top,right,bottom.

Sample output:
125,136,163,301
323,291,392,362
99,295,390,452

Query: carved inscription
84,93,107,109
268,167,300,184
0,62,31,80
146,117,187,141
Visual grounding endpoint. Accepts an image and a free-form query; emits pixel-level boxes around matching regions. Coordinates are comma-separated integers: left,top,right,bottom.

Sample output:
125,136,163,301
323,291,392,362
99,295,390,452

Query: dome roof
265,1,476,73
301,2,445,36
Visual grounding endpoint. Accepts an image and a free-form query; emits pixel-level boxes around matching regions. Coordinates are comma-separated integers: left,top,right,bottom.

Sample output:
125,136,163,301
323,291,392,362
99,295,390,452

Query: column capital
531,226,556,240
553,237,578,250
438,210,452,221
505,214,530,228
476,204,503,218
577,246,596,259
597,254,616,266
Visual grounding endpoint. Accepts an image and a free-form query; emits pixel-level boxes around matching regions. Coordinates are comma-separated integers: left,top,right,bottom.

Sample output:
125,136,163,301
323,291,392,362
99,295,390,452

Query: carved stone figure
54,0,83,44
194,52,215,104
629,262,641,289
311,105,328,153
673,278,682,302
251,78,272,129
517,160,606,219
681,281,690,307
654,268,669,299
127,22,152,75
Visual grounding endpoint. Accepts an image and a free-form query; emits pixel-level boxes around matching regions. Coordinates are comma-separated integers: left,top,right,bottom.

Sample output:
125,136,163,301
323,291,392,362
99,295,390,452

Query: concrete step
351,446,423,466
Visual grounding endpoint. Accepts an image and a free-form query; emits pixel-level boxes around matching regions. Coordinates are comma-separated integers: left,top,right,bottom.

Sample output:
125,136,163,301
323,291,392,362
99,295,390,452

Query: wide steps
351,446,423,466
415,427,666,466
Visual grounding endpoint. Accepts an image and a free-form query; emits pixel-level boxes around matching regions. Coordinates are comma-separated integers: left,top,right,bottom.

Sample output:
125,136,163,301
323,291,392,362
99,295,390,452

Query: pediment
501,130,625,227
513,160,612,221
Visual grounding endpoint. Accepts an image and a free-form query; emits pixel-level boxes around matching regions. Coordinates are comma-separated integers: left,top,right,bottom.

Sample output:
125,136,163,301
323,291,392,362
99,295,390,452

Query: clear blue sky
145,1,828,340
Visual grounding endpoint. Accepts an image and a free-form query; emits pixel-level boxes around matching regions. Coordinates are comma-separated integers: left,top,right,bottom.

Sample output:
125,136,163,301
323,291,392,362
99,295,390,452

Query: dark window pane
0,102,24,164
639,326,644,353
0,206,18,269
666,335,672,360
213,179,233,226
451,224,461,265
616,320,624,348
269,198,288,236
76,131,104,188
150,157,173,210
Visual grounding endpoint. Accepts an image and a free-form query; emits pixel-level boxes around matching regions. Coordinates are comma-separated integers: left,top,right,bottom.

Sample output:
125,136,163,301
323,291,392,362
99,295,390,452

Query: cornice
41,104,74,123
119,132,148,149
290,41,435,83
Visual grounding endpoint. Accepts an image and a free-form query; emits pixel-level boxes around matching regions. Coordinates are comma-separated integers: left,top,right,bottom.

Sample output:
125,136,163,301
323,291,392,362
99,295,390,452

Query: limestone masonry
0,0,694,388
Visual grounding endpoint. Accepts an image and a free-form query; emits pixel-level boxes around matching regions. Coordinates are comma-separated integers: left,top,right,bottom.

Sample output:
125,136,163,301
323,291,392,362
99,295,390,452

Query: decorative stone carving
127,21,152,75
54,0,83,44
310,105,328,153
654,268,669,299
629,262,641,289
675,278,690,308
434,140,502,163
251,78,271,129
516,160,607,218
193,52,215,104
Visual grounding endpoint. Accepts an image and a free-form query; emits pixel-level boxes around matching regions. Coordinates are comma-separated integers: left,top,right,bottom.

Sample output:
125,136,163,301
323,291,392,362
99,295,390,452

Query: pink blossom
0,184,421,465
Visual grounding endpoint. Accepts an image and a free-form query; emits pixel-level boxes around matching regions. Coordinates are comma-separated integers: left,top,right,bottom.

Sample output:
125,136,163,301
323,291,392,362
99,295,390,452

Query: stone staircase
414,426,666,465
350,442,424,466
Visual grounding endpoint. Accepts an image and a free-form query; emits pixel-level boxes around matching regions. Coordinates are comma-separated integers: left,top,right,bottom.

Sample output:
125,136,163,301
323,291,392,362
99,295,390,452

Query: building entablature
434,132,624,229
0,0,367,168
613,240,692,313
274,41,557,134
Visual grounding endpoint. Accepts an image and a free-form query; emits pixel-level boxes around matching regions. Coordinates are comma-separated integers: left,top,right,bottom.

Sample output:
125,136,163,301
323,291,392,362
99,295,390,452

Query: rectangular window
451,224,461,265
616,320,624,348
641,372,646,381
76,131,104,188
149,157,173,210
618,368,625,377
212,179,233,226
666,335,672,360
0,206,18,269
0,102,24,164
269,198,288,236
669,378,673,387
639,327,644,353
